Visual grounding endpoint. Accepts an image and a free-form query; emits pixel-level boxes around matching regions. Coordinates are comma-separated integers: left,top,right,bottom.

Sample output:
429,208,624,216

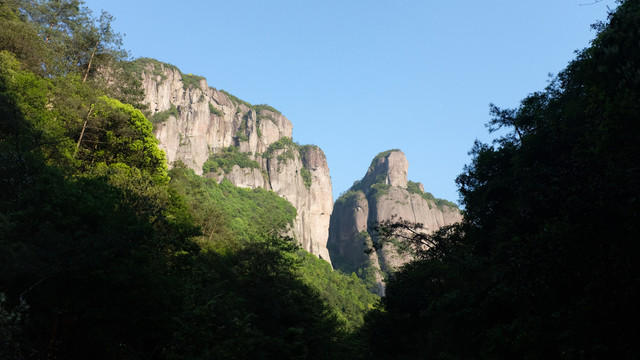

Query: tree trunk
75,105,94,156
82,40,100,83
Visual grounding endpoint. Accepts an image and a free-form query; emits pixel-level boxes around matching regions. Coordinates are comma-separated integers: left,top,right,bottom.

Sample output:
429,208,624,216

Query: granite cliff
327,150,462,293
136,59,333,262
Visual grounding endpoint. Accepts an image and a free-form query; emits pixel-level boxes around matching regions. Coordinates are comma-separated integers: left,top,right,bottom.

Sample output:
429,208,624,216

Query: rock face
137,59,333,263
327,150,462,294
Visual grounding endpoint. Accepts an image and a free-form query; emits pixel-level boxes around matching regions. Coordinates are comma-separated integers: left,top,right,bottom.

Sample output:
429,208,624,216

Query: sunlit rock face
138,60,333,264
328,150,462,294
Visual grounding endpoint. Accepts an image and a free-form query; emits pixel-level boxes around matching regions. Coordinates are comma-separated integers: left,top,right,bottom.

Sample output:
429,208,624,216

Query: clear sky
83,0,616,203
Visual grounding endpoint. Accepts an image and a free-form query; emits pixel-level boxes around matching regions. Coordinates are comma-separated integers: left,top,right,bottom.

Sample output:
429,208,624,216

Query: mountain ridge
134,58,334,263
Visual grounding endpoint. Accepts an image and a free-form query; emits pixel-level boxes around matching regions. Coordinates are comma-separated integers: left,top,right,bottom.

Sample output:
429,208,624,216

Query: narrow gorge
134,60,462,272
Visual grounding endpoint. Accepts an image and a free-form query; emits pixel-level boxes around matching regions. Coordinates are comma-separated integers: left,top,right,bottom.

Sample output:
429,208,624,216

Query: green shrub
405,180,423,195
298,144,320,158
263,136,298,162
434,198,458,210
129,57,179,82
220,90,282,116
370,182,391,200
181,72,205,90
369,149,401,170
209,103,223,117
335,190,364,207
235,114,249,142
253,104,281,114
300,166,312,188
170,165,296,238
406,181,457,211
220,89,252,108
257,112,276,125
150,103,179,124
202,146,261,174
235,131,249,142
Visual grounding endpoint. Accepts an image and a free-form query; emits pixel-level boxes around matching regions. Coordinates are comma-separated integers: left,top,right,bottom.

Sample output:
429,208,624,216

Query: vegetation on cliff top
368,149,401,170
129,57,179,81
220,89,281,115
131,57,206,90
406,180,458,211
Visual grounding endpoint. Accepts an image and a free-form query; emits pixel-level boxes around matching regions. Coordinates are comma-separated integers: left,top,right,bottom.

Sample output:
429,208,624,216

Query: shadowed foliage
364,1,640,358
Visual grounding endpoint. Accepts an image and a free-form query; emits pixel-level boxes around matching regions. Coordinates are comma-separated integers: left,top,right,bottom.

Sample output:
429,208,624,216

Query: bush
150,103,178,124
209,103,223,117
181,72,205,90
300,166,312,188
263,136,298,162
202,146,261,174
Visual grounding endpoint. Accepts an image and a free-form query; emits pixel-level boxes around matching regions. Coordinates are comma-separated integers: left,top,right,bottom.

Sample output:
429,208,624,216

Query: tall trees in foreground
0,2,375,358
365,0,640,358
4,0,638,358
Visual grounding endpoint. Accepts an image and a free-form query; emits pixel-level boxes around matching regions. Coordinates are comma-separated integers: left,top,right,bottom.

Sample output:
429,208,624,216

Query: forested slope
0,1,375,358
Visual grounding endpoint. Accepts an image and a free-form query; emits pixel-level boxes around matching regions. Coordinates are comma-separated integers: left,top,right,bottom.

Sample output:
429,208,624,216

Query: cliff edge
136,58,333,263
327,150,462,293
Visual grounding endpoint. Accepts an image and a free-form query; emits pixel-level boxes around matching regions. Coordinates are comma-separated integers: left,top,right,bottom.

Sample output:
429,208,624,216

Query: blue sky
83,0,616,203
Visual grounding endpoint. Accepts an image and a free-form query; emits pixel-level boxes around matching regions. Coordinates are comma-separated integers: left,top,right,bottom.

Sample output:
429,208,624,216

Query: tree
13,0,126,78
77,10,127,82
75,96,168,180
366,0,640,358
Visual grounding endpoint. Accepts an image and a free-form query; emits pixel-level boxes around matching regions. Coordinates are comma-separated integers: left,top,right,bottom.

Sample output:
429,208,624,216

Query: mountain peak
364,149,408,189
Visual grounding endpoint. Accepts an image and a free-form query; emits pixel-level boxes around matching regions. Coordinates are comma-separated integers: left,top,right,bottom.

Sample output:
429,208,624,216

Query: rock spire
328,150,462,294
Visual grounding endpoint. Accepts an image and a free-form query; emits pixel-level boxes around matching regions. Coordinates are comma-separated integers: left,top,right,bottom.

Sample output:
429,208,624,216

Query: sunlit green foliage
16,0,127,78
335,189,364,206
264,136,298,162
128,57,178,81
253,103,281,114
181,72,205,90
80,96,168,181
219,89,281,116
297,250,379,331
150,103,178,124
297,144,320,157
345,172,390,201
220,89,252,108
406,180,458,210
202,146,261,174
170,164,295,240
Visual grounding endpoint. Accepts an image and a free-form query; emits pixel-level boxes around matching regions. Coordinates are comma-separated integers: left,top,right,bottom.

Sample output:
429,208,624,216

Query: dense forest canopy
1,0,639,359
0,1,376,358
364,0,640,358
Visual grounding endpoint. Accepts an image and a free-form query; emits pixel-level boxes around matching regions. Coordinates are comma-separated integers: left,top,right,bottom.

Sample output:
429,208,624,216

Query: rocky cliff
327,150,462,293
136,58,333,263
